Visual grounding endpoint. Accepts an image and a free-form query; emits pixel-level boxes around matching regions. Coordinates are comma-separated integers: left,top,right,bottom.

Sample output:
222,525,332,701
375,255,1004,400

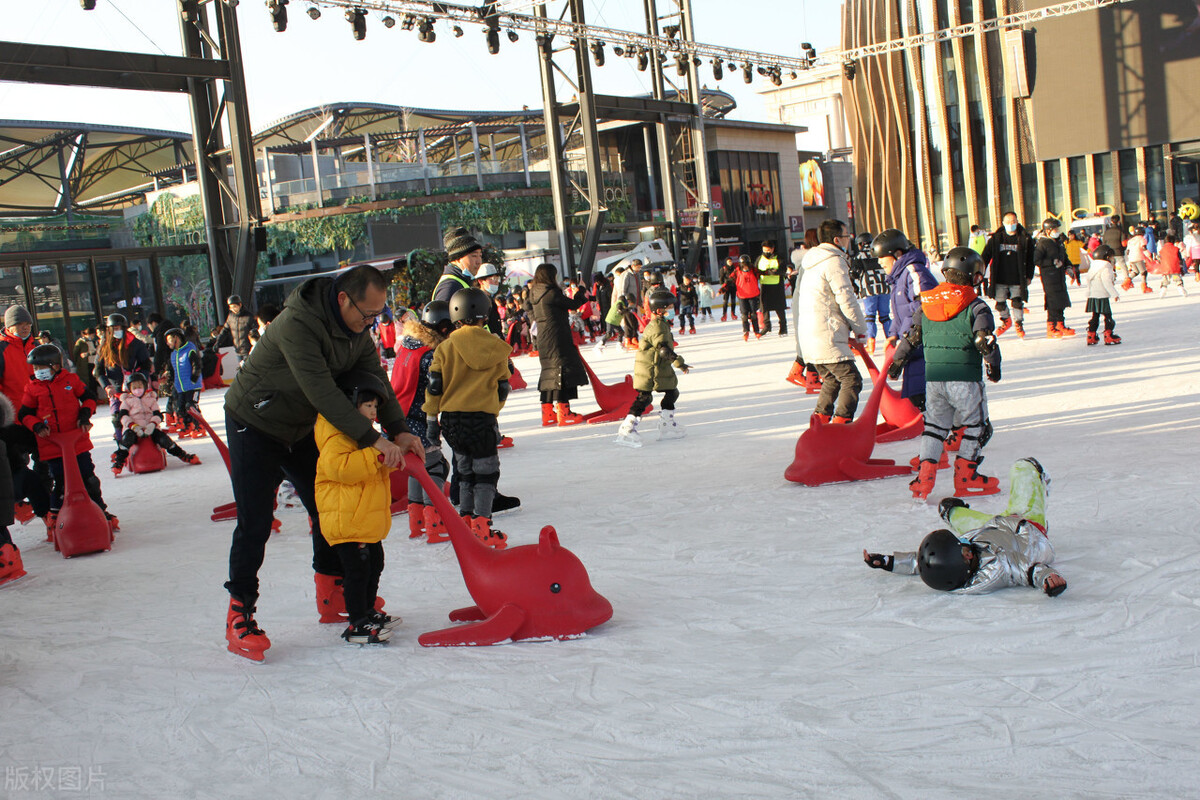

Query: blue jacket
171,341,203,392
887,250,938,400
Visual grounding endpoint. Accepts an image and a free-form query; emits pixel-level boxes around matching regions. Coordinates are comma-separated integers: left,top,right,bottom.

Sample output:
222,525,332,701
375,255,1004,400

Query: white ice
3,280,1198,799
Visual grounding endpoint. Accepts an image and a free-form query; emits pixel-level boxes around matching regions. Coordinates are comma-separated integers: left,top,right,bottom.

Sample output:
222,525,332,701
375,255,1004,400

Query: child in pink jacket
111,372,201,474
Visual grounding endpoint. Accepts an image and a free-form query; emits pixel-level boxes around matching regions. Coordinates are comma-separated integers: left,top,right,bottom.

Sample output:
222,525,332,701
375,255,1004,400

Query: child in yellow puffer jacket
314,370,399,645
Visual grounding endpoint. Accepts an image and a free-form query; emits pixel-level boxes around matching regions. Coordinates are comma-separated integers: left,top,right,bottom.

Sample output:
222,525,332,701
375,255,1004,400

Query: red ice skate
953,458,1000,497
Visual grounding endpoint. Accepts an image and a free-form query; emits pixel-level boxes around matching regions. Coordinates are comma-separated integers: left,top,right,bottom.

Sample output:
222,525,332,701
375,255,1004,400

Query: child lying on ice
862,457,1067,597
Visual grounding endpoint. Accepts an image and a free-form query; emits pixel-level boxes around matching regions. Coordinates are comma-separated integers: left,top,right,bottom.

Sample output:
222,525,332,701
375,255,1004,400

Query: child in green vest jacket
614,289,690,448
890,248,1001,500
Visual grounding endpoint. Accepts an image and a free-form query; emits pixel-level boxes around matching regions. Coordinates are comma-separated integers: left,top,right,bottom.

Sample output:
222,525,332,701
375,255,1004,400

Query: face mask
1004,223,1017,234
665,310,676,322
112,328,124,339
34,367,53,381
1049,230,1061,239
484,283,499,295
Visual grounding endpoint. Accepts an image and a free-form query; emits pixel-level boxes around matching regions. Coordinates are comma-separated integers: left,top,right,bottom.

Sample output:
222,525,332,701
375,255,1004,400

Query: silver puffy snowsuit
891,459,1061,594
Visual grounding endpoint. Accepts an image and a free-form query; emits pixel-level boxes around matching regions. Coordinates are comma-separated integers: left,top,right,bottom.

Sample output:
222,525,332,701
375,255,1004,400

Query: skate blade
0,570,29,587
954,487,1001,497
613,437,643,448
227,643,267,662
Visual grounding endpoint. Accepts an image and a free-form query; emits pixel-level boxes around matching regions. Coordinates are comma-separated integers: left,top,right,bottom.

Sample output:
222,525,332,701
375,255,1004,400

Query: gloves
32,422,49,437
77,409,91,428
497,379,510,404
986,361,1001,383
863,551,894,571
973,330,997,355
938,497,967,522
887,361,904,380
425,418,441,446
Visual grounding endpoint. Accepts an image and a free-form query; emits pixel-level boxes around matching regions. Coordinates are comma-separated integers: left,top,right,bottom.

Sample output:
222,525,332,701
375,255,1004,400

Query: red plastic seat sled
47,430,112,558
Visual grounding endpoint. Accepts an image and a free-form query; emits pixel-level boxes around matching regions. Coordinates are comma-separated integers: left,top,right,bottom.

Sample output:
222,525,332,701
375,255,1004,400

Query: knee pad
994,300,1008,311
1011,299,1024,310
474,471,500,487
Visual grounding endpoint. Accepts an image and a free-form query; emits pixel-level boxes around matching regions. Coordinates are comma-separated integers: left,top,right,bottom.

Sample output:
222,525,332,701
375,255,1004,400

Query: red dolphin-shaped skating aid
579,353,649,424
190,409,280,531
127,439,167,474
783,348,914,486
47,430,112,558
399,453,613,646
853,340,923,443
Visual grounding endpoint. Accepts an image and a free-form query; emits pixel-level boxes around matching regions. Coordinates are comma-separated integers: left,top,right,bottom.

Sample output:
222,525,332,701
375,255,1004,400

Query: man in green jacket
223,265,422,662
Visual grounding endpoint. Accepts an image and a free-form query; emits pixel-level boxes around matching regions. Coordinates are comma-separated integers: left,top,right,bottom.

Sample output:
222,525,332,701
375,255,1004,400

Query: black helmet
335,369,390,407
645,271,664,286
126,371,150,389
420,300,454,337
1092,244,1115,261
27,344,63,368
164,327,185,342
448,287,491,324
227,294,243,305
1042,217,1061,230
871,229,911,259
854,232,874,252
917,529,973,591
647,288,675,311
941,247,986,285
106,313,128,329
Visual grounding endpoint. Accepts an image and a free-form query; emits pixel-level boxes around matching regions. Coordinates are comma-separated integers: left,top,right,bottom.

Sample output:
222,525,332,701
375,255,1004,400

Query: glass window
96,260,127,319
159,254,217,332
125,258,157,324
1146,147,1166,213
30,263,67,343
1068,156,1088,212
1118,149,1139,216
0,265,27,310
1044,160,1063,219
62,261,97,342
1094,154,1114,208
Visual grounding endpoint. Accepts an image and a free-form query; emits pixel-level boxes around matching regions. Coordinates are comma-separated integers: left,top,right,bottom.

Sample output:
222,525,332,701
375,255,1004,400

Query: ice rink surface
3,280,1198,799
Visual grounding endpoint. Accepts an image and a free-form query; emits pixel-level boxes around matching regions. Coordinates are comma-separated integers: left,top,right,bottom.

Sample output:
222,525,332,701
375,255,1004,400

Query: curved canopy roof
0,120,193,217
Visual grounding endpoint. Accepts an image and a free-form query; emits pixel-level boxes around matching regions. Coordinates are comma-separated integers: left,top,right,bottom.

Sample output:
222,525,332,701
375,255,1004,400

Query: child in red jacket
1155,234,1189,298
18,344,115,528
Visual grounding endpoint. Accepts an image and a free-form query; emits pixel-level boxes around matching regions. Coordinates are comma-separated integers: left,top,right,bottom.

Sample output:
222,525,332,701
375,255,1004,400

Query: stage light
743,62,753,83
347,8,366,40
711,59,723,80
453,25,464,37
486,28,501,54
612,45,624,56
789,70,798,80
591,41,605,67
418,17,436,42
401,13,416,30
306,4,319,19
637,48,649,71
675,55,687,76
756,65,767,76
507,29,519,43
770,69,782,86
663,24,679,39
80,0,97,9
382,15,395,28
843,61,856,80
267,0,288,32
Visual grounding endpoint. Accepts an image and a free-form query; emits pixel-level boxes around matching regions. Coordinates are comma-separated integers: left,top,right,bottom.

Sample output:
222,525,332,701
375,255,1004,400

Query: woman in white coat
794,219,869,422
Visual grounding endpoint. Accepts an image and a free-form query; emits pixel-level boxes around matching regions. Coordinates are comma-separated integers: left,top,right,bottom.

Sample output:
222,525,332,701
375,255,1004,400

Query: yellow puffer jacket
313,415,394,545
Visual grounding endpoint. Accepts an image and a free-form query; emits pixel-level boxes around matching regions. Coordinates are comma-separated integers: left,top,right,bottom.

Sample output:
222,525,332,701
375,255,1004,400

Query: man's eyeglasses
348,295,384,323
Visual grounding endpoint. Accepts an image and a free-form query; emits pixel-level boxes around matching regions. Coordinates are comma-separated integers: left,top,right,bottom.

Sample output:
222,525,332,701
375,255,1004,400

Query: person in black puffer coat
1034,218,1076,338
529,263,588,427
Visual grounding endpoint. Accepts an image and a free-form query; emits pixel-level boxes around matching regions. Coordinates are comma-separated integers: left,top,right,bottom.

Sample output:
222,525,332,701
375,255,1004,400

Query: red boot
910,460,939,500
1013,320,1025,338
541,403,557,427
424,505,450,543
995,318,1013,337
943,427,965,453
315,573,348,623
407,502,425,539
226,597,270,662
1046,322,1062,339
909,450,949,471
13,501,34,524
804,370,823,394
1056,322,1076,337
0,543,27,585
811,413,832,425
953,458,1000,497
785,361,806,386
1104,330,1122,346
470,516,508,550
1086,331,1099,346
830,416,852,424
556,403,584,426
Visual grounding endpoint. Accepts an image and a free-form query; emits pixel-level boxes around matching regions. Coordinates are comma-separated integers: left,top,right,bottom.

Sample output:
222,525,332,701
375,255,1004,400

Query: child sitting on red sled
111,372,200,474
863,457,1066,597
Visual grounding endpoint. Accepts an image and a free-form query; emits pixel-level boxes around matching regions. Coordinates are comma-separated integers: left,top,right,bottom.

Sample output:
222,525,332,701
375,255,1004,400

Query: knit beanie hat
4,305,32,328
444,227,482,261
